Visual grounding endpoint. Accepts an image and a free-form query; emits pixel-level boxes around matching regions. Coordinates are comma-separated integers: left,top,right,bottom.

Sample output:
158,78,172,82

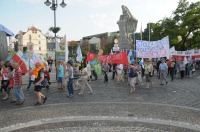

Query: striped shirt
14,68,22,85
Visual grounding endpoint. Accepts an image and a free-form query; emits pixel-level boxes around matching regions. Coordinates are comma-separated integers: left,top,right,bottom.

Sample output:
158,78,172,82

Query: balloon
139,61,143,66
131,58,135,63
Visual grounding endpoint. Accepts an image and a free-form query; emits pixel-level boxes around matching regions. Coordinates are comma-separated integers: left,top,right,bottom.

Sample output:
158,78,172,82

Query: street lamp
44,0,66,51
44,0,67,78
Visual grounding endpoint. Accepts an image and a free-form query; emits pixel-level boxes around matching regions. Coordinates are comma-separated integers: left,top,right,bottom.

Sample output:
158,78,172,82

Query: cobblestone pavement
0,66,200,131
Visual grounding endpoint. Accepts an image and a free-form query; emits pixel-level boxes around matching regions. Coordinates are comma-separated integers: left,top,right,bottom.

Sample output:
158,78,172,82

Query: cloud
82,13,119,33
72,0,118,7
17,0,42,4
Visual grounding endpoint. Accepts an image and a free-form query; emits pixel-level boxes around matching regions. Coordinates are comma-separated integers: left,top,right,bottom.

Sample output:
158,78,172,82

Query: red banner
86,52,128,64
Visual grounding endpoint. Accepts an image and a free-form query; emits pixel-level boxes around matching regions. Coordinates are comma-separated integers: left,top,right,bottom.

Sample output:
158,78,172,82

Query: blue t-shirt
58,65,64,77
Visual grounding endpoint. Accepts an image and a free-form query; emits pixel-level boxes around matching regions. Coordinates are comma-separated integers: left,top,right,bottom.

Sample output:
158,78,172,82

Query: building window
38,35,40,38
39,47,41,50
32,31,34,33
38,40,41,44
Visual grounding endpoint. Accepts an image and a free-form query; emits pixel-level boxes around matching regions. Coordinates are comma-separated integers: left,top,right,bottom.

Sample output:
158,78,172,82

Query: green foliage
142,0,200,50
68,41,79,57
49,27,61,34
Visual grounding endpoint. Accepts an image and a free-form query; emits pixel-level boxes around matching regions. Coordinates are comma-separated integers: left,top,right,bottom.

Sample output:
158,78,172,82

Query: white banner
136,36,170,58
171,49,195,56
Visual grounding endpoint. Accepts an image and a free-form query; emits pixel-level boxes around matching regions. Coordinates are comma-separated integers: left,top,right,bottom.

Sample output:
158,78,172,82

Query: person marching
128,62,138,93
11,63,25,105
66,61,74,97
159,58,168,85
78,62,93,95
33,62,47,106
144,59,154,88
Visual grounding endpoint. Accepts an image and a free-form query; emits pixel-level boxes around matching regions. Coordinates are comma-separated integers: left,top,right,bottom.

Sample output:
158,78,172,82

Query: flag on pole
148,21,151,42
11,50,28,75
76,45,83,62
90,57,102,75
184,56,188,65
140,58,144,69
140,21,142,40
110,49,113,54
127,50,132,63
6,51,16,60
65,35,69,62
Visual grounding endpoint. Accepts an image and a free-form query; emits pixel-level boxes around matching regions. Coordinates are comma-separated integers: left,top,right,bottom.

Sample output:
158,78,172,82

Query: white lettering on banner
136,36,170,58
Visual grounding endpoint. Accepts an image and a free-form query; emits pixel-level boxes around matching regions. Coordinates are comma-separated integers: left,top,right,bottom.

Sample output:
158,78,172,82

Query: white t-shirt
87,64,91,76
80,67,88,80
117,64,123,74
68,66,74,79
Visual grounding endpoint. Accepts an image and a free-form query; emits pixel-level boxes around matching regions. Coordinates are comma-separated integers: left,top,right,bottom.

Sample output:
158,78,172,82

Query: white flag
76,45,82,62
141,58,144,69
127,50,132,63
184,56,188,65
65,35,69,62
110,49,113,54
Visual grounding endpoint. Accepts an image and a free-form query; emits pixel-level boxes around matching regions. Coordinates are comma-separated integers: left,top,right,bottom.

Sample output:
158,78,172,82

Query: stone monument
117,5,138,50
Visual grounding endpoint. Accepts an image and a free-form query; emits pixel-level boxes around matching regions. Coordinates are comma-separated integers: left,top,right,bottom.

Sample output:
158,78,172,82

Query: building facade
16,26,47,58
82,31,120,54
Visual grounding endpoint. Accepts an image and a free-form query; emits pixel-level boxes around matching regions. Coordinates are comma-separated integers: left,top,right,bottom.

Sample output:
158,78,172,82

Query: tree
142,0,200,50
68,41,78,57
81,40,89,57
173,0,200,50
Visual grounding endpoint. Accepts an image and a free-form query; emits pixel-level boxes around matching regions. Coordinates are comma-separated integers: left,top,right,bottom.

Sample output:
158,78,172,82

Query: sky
0,0,199,41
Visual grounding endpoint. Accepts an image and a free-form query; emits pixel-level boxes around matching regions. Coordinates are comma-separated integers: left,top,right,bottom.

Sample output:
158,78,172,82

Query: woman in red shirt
2,65,14,100
0,64,9,93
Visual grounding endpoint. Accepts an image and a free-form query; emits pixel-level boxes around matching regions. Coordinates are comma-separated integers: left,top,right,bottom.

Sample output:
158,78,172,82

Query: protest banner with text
136,36,170,58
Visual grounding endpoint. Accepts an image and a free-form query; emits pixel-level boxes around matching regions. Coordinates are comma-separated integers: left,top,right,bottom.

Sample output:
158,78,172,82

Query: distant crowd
0,56,199,106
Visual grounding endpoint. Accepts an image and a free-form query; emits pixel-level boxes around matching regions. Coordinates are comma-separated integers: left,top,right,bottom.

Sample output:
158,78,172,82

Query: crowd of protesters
0,57,199,106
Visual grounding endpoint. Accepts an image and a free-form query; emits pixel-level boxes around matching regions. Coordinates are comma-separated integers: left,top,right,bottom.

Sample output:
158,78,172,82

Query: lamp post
44,0,66,79
44,0,66,55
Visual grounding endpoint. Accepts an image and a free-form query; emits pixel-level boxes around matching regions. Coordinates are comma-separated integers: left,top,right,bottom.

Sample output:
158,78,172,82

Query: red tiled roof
30,26,38,31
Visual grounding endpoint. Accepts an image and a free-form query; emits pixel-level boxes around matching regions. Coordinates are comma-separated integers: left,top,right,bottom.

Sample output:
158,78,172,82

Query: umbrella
0,24,14,36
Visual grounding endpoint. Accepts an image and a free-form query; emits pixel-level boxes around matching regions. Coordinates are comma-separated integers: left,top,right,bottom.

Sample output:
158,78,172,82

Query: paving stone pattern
0,66,200,131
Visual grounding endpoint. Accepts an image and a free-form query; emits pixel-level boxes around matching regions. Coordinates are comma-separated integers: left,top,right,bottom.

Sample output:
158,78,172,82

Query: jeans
160,70,167,84
14,85,24,101
169,68,175,80
27,79,34,90
67,78,74,95
104,71,108,82
112,71,116,79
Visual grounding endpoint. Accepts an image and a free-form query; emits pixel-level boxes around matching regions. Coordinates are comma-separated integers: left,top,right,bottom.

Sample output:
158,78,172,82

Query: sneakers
43,97,47,104
15,101,24,105
34,102,42,106
10,100,17,103
57,88,61,91
88,91,93,94
67,94,74,98
2,95,8,100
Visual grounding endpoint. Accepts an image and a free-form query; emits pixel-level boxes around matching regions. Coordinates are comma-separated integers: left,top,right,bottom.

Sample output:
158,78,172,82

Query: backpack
130,68,138,77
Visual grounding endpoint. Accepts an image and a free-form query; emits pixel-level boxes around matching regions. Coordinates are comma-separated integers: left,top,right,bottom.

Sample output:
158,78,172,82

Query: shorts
57,77,63,83
34,85,43,91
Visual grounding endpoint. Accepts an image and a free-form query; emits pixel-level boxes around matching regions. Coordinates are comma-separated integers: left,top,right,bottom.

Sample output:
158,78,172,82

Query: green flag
90,57,102,75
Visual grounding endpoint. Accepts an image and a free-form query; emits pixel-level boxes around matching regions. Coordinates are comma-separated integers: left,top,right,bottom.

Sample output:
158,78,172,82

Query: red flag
111,52,128,64
11,54,28,75
86,51,128,64
86,52,97,61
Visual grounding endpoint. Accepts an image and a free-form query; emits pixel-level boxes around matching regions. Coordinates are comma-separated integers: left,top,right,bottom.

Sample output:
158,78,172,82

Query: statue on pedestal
117,5,138,50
